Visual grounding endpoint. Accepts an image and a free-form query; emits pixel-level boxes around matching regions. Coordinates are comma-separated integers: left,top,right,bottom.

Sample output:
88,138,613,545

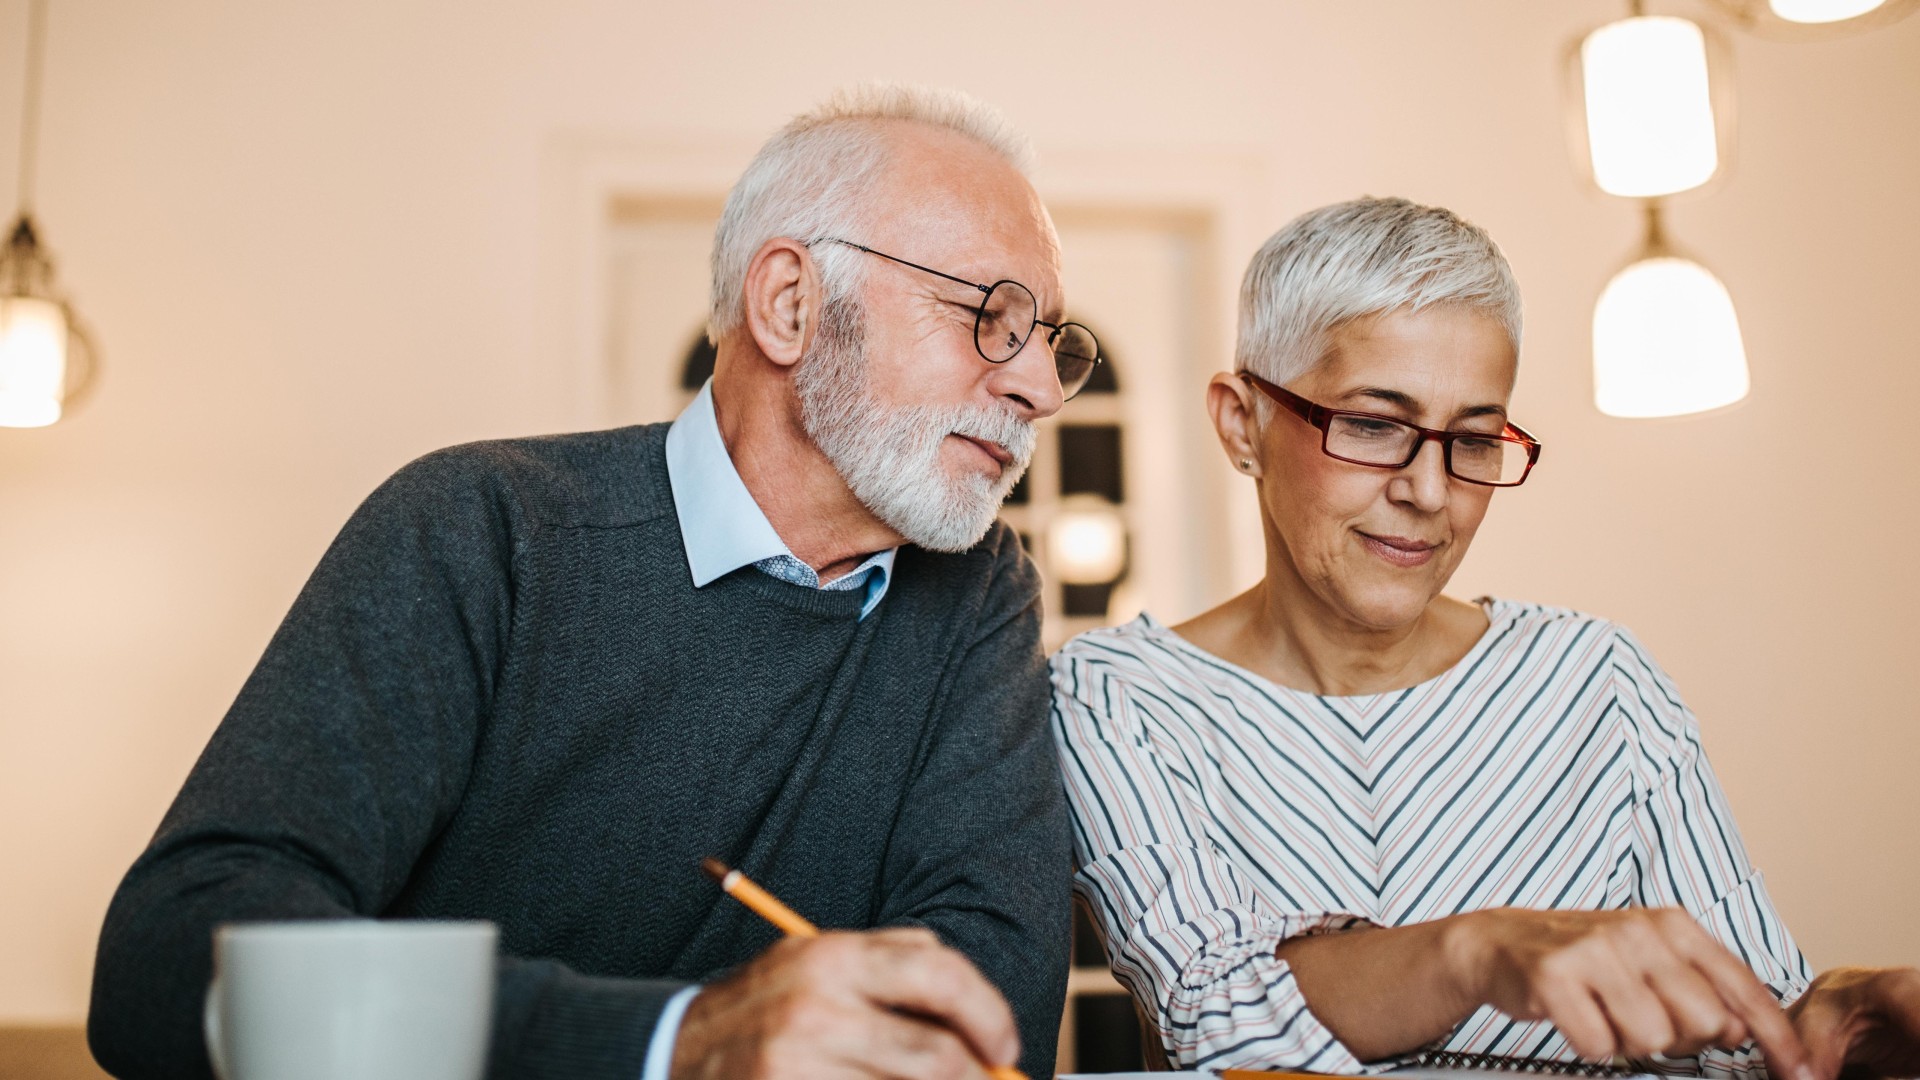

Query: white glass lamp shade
1046,495,1128,585
1593,256,1750,418
0,295,69,428
1769,0,1886,21
1580,17,1721,198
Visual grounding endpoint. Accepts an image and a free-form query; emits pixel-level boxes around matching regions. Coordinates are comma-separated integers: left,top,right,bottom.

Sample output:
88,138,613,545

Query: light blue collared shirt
664,381,895,619
640,381,898,1080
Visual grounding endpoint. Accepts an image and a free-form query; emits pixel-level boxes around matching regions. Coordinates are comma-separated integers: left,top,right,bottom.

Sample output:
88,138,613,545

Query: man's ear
742,238,817,368
1207,372,1263,478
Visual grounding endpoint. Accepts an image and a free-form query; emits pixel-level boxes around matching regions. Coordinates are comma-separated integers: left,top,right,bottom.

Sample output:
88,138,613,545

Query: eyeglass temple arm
1503,420,1542,452
1239,371,1316,423
813,238,990,295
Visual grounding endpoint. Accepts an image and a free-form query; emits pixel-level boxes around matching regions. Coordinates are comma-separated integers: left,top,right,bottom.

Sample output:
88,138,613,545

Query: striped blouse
1050,599,1811,1077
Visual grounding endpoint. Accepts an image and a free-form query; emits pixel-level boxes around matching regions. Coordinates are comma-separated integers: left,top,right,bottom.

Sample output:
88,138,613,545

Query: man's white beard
794,296,1036,553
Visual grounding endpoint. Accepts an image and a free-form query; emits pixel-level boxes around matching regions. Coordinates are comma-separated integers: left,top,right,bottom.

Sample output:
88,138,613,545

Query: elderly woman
1051,197,1920,1079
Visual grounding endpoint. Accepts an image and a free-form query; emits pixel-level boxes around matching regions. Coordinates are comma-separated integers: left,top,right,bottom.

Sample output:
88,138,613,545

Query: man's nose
989,329,1066,420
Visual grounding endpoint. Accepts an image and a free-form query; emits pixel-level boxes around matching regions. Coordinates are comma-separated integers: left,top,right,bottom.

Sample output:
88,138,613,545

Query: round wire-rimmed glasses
812,238,1105,400
1241,371,1543,487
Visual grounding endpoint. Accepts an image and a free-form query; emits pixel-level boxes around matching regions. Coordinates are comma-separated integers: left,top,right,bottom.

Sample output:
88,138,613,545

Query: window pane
679,330,716,391
1062,581,1115,618
1005,469,1030,506
1073,993,1146,1073
1060,424,1124,502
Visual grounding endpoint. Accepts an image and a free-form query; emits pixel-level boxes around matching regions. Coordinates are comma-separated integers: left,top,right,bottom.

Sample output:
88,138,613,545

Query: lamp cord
17,0,47,216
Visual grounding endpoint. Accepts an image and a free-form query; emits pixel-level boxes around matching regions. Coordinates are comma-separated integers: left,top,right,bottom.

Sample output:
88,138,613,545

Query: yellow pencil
701,858,1029,1080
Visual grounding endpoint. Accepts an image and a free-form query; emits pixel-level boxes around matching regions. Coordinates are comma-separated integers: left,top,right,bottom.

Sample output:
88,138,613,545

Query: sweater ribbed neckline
731,561,873,618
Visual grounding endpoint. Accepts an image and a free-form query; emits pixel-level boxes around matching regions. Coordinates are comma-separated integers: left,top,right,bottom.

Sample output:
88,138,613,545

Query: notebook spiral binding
1413,1050,1665,1077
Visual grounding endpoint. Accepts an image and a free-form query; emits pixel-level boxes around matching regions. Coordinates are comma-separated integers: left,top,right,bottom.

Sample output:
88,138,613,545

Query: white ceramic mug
204,919,497,1080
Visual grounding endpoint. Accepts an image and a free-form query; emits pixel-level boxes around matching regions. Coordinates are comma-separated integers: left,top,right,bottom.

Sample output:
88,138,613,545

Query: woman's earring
1238,458,1254,471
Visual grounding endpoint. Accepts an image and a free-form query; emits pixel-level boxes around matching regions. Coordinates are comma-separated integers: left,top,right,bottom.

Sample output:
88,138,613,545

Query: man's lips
954,433,1013,468
1356,531,1441,568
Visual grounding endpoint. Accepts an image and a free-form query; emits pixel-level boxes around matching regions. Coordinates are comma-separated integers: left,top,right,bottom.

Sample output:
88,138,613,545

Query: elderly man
89,85,1093,1080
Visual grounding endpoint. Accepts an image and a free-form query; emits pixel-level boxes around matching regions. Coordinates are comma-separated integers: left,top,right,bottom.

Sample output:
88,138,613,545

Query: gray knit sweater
87,423,1072,1080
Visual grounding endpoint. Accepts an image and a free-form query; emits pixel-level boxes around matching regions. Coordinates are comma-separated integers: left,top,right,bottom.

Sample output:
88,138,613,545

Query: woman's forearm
1276,913,1487,1062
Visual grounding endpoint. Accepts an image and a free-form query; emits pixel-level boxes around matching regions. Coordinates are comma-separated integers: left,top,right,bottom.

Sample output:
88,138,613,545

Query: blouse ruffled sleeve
1051,646,1402,1073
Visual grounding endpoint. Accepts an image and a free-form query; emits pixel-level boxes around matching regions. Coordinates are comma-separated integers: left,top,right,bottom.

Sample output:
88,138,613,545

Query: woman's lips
1357,531,1439,568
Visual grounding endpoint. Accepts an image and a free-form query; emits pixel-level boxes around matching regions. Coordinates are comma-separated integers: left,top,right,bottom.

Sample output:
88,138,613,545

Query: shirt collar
665,381,897,611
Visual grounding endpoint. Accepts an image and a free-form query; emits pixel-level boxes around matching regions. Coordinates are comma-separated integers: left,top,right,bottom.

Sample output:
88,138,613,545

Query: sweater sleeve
87,448,685,1080
1613,626,1813,1080
872,528,1074,1080
1049,646,1384,1073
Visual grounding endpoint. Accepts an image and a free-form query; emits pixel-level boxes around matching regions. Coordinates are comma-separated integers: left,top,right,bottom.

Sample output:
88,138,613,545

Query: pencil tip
700,857,731,882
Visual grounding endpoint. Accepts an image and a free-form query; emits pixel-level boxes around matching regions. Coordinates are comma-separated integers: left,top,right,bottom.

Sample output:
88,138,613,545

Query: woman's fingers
1658,914,1813,1080
1479,908,1814,1073
1642,959,1744,1054
1493,908,1805,1067
1533,977,1619,1061
1581,944,1679,1059
1609,912,1753,1054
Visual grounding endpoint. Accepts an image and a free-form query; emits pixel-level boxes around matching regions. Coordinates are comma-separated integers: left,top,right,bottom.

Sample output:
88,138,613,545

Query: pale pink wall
0,0,1915,1020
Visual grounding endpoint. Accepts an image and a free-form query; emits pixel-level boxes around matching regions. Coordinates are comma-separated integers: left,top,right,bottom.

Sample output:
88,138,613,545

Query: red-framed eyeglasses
1240,371,1542,488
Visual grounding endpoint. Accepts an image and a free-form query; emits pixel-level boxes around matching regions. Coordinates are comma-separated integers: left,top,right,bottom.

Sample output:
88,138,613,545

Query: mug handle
203,977,230,1080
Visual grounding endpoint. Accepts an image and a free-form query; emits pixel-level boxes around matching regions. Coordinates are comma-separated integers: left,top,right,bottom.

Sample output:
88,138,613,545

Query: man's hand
1454,907,1813,1078
669,927,1021,1080
1789,966,1920,1080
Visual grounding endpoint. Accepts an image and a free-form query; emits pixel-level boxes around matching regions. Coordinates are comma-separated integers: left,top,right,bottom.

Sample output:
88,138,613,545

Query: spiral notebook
1065,1050,1666,1079
1384,1050,1670,1076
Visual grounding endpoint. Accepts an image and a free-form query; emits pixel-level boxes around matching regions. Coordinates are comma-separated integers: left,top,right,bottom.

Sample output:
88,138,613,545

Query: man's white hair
1236,197,1523,387
707,83,1033,342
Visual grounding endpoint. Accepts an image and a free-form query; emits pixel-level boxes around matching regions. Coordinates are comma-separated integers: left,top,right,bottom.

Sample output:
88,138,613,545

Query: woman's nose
1389,437,1451,511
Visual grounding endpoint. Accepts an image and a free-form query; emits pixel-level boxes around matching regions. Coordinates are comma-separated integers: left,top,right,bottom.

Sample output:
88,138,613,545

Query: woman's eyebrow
1341,387,1509,421
1341,387,1419,411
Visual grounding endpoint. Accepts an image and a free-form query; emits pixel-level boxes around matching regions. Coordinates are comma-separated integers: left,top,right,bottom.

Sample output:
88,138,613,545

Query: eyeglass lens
976,281,1102,398
977,281,1035,360
1048,322,1100,399
1324,415,1530,485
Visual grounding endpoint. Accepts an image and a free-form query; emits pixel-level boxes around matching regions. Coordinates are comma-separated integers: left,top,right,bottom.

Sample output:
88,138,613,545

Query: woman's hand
1449,907,1813,1078
1788,966,1920,1080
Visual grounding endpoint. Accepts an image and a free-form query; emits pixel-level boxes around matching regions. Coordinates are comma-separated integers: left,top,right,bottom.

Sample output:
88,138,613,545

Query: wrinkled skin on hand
669,928,1019,1080
1459,907,1812,1075
1789,966,1920,1080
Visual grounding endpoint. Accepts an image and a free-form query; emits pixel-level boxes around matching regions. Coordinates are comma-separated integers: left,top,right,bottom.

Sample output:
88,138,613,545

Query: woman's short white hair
1236,197,1522,386
707,83,1033,343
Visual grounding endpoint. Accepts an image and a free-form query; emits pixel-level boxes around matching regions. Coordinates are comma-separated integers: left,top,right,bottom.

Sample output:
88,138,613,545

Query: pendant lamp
1593,205,1750,418
1707,0,1918,35
1569,4,1741,418
1,0,98,429
1577,15,1728,199
1567,0,1912,418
